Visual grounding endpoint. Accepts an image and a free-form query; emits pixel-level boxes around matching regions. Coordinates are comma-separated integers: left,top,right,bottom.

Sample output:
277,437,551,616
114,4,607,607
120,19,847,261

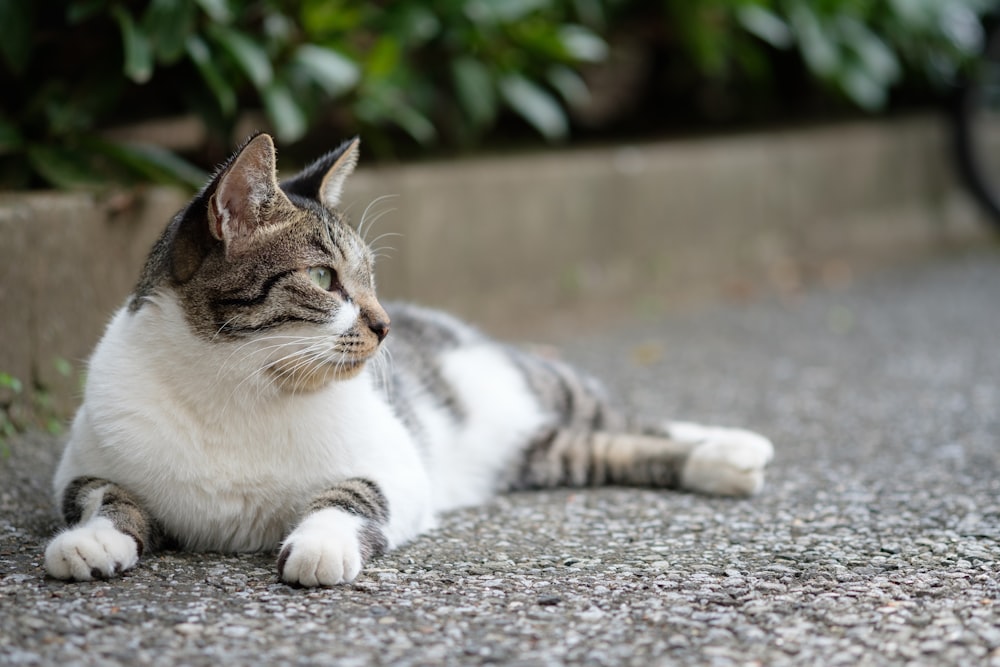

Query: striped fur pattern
45,134,773,587
378,305,700,492
45,477,160,580
299,478,389,560
59,477,160,554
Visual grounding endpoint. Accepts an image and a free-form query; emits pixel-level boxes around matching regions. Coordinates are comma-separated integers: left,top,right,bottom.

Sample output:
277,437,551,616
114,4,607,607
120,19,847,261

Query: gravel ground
2,247,999,666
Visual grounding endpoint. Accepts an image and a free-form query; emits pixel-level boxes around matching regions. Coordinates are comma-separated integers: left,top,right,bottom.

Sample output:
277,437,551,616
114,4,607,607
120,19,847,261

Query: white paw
44,517,139,581
669,422,775,496
278,509,365,587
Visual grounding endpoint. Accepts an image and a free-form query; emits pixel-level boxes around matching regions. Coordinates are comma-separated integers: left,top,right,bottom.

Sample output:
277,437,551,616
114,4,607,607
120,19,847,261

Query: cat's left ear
280,137,360,210
208,133,292,258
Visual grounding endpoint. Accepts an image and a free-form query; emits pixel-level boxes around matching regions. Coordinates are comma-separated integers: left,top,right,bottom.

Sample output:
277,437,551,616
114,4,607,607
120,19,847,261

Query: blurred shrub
0,0,990,189
669,0,989,110
0,0,605,188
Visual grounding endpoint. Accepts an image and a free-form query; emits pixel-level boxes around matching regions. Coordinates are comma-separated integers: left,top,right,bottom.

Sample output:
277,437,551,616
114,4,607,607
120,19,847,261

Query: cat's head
133,133,389,392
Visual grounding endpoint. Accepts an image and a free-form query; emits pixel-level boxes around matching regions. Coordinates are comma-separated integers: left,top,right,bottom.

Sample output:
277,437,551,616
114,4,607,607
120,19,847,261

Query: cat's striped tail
508,350,773,497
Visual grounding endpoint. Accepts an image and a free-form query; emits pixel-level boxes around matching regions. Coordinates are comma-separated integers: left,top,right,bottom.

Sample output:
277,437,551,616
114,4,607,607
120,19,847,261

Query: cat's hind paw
44,517,140,581
670,422,775,497
278,509,365,587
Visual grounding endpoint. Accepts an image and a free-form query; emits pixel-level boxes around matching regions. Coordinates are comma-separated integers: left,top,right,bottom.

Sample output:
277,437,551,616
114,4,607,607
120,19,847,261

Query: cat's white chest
155,403,355,550
73,380,377,551
55,302,421,552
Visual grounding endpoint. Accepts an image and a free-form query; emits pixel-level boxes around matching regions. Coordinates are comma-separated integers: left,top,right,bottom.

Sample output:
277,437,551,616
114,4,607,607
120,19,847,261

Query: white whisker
218,336,329,410
358,209,397,244
367,231,402,248
371,245,397,259
215,335,314,384
370,346,394,400
357,194,399,241
212,315,242,341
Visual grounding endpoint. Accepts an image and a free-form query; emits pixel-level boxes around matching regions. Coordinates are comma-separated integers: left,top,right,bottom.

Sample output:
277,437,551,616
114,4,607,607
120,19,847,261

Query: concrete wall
0,115,987,417
353,116,984,330
0,188,188,415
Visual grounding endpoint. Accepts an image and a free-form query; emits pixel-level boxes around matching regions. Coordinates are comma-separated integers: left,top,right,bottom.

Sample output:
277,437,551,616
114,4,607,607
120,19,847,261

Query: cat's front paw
669,422,775,496
278,509,366,587
44,517,140,581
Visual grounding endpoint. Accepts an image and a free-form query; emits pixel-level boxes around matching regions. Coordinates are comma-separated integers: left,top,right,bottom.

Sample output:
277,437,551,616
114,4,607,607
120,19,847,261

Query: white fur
44,517,139,580
667,421,774,496
279,508,365,586
427,345,549,510
319,139,359,209
330,300,360,335
53,293,434,558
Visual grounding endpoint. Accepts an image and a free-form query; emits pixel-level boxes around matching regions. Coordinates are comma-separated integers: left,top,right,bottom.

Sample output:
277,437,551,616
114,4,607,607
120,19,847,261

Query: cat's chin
266,358,368,393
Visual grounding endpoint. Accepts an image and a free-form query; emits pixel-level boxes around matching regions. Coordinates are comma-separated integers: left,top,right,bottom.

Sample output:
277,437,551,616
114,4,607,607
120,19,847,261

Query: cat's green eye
306,266,334,291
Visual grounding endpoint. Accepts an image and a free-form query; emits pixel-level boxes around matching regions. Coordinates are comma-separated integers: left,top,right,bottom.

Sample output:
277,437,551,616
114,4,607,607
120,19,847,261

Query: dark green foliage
0,0,990,189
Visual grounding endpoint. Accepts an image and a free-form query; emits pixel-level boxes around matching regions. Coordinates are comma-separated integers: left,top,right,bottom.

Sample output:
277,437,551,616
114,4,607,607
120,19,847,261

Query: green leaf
186,35,236,116
46,417,64,436
262,82,308,143
354,92,437,145
557,25,607,63
389,5,441,44
193,0,231,23
840,64,887,111
738,5,793,49
53,358,73,378
127,145,209,189
112,6,155,84
208,24,273,90
839,17,901,86
452,57,497,128
547,65,589,108
465,0,550,24
390,105,437,145
90,139,209,189
0,373,23,394
498,74,568,141
789,2,840,77
300,0,364,34
263,11,295,44
292,44,360,96
366,37,401,78
143,0,196,63
26,145,104,189
67,0,106,23
942,3,986,56
0,1,32,74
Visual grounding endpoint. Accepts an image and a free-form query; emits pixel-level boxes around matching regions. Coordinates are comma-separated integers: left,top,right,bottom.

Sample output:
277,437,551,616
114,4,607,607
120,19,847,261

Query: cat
43,133,773,587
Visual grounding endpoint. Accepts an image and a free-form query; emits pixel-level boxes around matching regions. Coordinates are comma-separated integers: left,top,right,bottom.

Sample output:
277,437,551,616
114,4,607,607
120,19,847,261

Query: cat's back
379,301,493,411
384,302,484,351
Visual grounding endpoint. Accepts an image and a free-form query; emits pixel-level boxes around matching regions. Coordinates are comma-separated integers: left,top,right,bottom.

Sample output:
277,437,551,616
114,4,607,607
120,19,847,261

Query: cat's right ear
280,137,360,210
207,133,291,258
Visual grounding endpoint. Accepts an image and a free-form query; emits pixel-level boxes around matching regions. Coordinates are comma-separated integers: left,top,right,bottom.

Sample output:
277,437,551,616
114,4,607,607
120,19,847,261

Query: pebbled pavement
2,247,999,666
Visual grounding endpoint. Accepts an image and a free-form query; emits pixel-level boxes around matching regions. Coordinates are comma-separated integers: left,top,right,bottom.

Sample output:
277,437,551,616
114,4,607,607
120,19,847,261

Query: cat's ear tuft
281,137,360,210
208,133,290,257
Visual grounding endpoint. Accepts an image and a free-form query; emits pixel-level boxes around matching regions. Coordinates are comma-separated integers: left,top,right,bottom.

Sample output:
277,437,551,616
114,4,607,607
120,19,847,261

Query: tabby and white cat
44,134,773,587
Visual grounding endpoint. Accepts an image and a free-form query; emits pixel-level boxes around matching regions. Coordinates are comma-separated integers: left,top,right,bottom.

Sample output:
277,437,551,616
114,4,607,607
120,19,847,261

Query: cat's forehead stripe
307,235,339,262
